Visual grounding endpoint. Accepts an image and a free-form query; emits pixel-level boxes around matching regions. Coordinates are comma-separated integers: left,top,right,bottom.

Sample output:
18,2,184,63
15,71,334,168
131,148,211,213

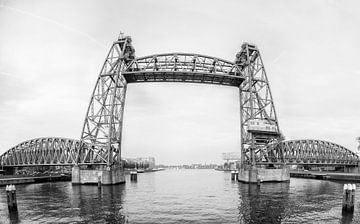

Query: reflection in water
238,182,290,223
1,171,360,223
72,185,127,223
237,178,360,223
8,210,19,224
341,212,353,224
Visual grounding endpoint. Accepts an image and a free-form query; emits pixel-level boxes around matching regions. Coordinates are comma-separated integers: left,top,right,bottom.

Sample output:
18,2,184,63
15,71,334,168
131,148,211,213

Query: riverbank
290,170,360,182
0,168,165,186
124,168,165,174
0,174,71,186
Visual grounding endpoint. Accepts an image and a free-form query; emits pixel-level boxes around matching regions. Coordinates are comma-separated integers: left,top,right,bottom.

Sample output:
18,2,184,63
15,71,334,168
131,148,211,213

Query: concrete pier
72,165,125,185
237,166,290,183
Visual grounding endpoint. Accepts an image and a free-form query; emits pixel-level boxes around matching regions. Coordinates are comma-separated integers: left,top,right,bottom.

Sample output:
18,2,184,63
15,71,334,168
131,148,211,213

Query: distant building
137,157,155,169
125,157,156,169
222,151,241,170
155,163,219,169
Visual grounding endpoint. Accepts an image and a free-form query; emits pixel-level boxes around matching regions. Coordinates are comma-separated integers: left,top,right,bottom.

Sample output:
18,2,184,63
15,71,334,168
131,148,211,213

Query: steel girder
0,137,84,167
258,139,359,166
123,53,244,86
80,34,135,166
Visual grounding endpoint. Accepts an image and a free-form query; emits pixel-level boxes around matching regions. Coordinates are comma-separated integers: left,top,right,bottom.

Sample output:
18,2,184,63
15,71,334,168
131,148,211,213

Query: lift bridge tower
235,43,287,182
236,43,282,165
72,34,135,184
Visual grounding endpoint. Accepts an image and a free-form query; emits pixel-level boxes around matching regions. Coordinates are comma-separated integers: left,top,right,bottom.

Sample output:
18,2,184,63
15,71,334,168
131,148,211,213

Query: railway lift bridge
1,34,358,184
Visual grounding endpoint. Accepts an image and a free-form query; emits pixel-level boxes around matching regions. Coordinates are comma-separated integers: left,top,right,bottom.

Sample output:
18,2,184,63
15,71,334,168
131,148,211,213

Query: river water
0,169,359,223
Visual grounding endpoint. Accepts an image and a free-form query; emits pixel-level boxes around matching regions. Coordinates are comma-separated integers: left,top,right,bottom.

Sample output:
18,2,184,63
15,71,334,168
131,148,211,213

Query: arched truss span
0,137,85,167
123,53,244,87
257,139,359,166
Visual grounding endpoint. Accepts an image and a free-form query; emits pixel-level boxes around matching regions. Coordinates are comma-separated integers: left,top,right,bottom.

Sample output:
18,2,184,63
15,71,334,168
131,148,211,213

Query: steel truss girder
0,137,86,167
257,139,360,166
123,53,244,86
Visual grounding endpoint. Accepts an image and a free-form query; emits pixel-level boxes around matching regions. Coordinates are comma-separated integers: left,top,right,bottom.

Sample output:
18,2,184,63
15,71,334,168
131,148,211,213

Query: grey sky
1,0,360,164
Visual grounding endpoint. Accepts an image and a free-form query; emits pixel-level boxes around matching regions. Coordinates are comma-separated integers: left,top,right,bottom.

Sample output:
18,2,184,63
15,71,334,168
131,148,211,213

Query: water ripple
0,170,359,223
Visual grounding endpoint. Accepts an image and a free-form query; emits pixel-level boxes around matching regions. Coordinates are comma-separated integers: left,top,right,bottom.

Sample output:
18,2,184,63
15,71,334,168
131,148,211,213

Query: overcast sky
1,0,360,165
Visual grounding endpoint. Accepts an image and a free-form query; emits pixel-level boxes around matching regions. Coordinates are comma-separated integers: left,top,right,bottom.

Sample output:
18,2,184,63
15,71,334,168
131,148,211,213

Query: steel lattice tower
236,43,281,166
80,34,135,166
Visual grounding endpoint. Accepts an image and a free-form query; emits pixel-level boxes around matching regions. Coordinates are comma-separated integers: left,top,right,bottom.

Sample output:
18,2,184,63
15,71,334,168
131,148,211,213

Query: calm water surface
0,169,359,223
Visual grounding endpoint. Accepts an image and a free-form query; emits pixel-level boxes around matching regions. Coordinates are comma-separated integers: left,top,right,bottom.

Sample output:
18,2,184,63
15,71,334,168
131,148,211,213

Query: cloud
0,3,107,49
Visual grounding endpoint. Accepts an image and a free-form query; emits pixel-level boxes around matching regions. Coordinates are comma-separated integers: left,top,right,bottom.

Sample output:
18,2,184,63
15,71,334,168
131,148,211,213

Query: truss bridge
1,33,358,184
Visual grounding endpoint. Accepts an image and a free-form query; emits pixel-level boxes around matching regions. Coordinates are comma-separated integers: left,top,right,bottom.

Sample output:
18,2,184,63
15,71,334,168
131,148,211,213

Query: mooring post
256,169,262,186
130,171,137,182
12,185,17,210
235,170,239,181
257,177,262,186
6,185,10,208
231,171,235,181
342,184,356,213
97,175,101,188
6,185,18,211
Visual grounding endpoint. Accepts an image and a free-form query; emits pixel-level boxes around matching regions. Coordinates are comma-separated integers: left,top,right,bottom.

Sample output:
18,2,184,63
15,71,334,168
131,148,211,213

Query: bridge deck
123,71,244,87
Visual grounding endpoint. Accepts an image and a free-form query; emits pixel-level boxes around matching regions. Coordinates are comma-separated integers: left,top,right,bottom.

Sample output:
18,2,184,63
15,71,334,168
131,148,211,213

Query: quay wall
0,175,71,186
290,171,360,182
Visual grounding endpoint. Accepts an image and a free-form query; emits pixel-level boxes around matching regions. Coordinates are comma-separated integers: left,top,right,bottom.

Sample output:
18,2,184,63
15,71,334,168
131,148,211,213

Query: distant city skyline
1,0,360,164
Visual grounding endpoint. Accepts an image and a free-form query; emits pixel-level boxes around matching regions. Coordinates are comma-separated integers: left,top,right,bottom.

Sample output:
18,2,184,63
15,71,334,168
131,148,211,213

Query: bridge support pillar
237,166,290,183
72,165,125,185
